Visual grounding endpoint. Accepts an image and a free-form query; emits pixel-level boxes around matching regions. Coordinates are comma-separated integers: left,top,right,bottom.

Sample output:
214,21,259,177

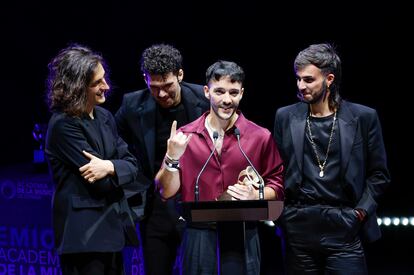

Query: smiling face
86,62,110,111
145,70,183,108
204,75,244,122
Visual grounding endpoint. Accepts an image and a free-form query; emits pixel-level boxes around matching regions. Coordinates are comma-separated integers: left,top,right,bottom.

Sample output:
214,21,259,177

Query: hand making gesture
166,120,192,160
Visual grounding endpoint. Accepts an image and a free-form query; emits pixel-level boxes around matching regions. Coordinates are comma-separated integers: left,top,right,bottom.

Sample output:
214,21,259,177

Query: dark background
1,0,412,273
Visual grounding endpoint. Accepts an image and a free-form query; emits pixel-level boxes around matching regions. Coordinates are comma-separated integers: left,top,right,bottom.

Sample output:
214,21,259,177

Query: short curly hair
140,44,183,76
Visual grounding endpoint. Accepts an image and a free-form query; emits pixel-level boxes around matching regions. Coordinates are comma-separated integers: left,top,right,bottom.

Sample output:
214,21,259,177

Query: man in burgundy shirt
156,60,284,275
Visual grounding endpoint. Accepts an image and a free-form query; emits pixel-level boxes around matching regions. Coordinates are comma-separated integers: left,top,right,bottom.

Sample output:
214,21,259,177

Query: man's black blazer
274,101,391,242
115,81,210,185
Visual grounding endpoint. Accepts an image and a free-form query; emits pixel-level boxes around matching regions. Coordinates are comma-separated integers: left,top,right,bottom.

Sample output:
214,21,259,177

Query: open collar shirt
177,111,284,201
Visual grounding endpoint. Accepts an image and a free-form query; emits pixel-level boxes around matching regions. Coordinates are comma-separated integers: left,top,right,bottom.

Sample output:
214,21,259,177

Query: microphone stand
195,131,218,202
234,128,264,200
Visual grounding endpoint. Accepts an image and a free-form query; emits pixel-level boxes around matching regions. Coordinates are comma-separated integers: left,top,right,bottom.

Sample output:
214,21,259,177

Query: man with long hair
45,44,142,275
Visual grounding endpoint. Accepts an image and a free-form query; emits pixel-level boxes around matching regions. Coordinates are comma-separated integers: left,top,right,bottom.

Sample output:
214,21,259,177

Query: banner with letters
0,163,145,275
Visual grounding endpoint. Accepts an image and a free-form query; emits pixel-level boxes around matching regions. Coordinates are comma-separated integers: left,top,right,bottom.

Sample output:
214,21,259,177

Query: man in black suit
45,44,142,274
273,43,391,274
115,44,209,275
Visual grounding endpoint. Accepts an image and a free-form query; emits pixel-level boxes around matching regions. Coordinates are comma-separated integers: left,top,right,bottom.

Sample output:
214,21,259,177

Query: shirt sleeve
259,133,285,200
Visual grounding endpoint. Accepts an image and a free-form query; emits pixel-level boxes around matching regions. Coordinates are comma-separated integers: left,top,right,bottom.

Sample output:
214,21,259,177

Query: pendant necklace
306,111,337,178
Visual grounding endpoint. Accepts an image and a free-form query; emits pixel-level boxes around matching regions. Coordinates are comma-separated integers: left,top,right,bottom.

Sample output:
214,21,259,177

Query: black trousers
281,204,368,275
140,194,183,275
60,252,124,275
179,224,260,275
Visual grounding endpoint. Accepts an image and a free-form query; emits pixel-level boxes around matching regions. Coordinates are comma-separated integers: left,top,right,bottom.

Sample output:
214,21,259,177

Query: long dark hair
46,44,106,116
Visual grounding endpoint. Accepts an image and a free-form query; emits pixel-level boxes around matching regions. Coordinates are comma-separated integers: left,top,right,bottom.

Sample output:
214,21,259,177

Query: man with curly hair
115,43,209,275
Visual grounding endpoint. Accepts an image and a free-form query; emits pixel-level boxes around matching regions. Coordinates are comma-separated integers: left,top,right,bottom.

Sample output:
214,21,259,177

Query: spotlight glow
401,218,409,226
377,216,414,227
383,217,391,226
392,218,400,226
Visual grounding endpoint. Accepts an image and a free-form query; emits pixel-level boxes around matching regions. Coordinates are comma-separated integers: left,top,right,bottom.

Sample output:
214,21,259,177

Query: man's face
87,62,109,108
204,75,244,121
296,64,332,104
145,71,183,108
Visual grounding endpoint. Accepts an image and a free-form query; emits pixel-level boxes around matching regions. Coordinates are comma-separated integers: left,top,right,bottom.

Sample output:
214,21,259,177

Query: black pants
282,205,368,275
140,194,183,275
179,224,260,275
60,252,124,275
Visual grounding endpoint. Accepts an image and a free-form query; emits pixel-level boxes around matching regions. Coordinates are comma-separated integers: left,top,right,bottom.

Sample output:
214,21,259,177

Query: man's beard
212,104,238,121
298,80,328,105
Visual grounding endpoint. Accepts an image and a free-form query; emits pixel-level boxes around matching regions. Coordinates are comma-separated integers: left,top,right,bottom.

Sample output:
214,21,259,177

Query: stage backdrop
0,163,145,275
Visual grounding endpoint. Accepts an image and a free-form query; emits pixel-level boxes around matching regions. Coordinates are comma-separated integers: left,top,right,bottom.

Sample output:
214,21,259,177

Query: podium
180,200,284,275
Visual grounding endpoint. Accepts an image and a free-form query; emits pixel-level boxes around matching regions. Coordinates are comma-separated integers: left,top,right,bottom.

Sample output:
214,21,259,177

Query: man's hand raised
166,120,192,160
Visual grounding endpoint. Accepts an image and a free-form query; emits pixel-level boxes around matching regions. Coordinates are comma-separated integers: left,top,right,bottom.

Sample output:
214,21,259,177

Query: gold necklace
306,112,337,178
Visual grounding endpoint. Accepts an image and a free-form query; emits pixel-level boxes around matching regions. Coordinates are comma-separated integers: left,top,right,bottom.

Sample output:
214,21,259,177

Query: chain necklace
306,111,337,178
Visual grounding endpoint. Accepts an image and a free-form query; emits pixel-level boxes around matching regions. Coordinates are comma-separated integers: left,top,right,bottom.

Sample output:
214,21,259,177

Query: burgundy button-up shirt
177,111,284,202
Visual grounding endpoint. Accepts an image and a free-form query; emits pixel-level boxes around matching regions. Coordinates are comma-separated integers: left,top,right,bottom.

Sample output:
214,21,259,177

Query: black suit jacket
115,81,209,181
45,106,141,254
274,101,390,242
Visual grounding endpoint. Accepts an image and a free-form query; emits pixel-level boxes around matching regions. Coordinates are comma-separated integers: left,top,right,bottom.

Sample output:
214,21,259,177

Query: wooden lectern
180,200,284,275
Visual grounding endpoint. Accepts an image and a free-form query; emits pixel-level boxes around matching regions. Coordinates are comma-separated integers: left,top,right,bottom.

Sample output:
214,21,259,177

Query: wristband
164,159,180,171
165,153,179,163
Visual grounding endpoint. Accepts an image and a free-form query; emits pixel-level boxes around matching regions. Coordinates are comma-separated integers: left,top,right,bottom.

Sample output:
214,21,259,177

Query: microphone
234,128,264,200
195,131,219,202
